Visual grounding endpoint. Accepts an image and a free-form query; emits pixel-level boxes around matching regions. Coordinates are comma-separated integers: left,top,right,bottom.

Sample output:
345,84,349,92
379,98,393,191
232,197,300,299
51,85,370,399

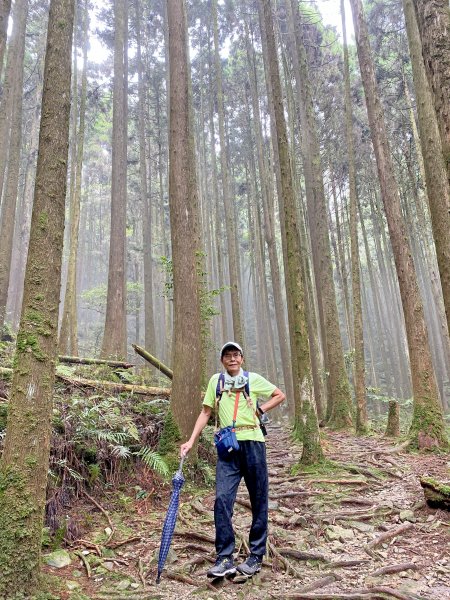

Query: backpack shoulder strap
243,371,250,397
216,372,225,400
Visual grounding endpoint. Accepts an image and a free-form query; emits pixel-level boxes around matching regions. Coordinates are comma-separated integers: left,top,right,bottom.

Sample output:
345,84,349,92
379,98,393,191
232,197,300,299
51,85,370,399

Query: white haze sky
87,0,355,65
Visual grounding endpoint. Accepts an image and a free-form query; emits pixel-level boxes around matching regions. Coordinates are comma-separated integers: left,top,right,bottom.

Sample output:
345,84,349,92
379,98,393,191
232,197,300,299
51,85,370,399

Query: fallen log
58,375,171,397
419,476,450,510
0,367,171,397
132,344,173,380
58,355,135,369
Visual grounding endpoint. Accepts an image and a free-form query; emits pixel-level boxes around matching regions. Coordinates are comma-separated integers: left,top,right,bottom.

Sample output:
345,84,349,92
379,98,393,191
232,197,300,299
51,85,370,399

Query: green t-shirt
203,372,277,442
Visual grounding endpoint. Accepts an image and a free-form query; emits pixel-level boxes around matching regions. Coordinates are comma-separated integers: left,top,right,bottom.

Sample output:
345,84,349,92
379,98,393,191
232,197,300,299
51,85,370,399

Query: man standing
180,342,285,578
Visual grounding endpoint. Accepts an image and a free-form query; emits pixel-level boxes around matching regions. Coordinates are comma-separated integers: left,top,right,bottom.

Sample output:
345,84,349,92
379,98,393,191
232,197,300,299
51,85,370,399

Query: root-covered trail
54,427,449,599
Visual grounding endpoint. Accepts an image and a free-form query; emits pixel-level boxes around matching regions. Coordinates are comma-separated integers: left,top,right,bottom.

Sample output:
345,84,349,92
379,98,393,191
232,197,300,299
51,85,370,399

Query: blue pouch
214,425,239,459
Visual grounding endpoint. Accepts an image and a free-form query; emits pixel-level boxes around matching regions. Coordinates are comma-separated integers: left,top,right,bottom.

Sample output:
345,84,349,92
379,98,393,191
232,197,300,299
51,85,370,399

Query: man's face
221,349,244,376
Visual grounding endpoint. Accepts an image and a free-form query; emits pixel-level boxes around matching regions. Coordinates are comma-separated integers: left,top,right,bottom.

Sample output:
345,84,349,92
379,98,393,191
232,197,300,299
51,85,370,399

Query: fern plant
137,447,170,478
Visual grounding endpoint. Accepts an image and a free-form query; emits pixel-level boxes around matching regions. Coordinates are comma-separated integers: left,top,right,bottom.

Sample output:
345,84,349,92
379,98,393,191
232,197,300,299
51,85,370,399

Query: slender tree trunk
59,0,89,355
341,0,367,434
412,0,450,186
349,0,446,447
0,0,28,330
211,0,244,344
403,0,450,337
285,0,353,428
259,0,322,463
0,0,74,594
136,0,155,352
244,17,294,401
101,0,128,359
167,0,202,442
0,0,11,76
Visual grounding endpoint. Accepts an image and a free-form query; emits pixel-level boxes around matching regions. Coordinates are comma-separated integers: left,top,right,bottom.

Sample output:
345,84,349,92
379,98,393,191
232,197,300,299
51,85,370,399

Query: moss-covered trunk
349,0,447,448
285,0,353,430
0,0,74,596
259,0,322,464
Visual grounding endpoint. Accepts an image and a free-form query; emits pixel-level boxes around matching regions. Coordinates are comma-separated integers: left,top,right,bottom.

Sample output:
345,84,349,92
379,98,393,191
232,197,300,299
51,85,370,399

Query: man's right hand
180,441,193,457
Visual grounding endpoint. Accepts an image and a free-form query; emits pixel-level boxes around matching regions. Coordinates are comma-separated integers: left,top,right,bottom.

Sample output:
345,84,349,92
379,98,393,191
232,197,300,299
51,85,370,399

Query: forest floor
44,426,450,600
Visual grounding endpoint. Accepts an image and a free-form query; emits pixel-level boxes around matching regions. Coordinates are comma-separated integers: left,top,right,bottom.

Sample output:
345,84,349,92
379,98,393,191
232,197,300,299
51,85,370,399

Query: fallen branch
371,563,417,577
0,367,171,397
59,355,134,369
58,375,171,397
132,344,173,380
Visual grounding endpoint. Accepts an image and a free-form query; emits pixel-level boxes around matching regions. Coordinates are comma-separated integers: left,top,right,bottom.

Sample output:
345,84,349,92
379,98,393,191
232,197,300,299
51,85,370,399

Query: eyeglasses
222,352,242,360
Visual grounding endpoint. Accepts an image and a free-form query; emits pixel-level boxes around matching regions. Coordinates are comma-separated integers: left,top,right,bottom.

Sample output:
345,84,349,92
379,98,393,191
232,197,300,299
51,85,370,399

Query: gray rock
44,550,72,568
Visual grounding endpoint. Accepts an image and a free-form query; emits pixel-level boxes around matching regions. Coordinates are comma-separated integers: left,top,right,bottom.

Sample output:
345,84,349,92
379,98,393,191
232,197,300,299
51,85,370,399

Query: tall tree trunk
211,0,244,344
0,0,11,77
403,0,450,338
285,0,353,428
259,0,322,464
59,0,89,355
101,0,128,359
0,0,74,593
0,0,28,330
167,0,202,442
349,0,446,447
341,0,367,434
244,17,294,402
135,0,155,352
413,0,450,186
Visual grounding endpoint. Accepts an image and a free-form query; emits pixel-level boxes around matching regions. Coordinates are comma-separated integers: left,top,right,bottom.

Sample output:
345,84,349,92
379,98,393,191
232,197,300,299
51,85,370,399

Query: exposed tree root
371,562,418,577
364,522,414,557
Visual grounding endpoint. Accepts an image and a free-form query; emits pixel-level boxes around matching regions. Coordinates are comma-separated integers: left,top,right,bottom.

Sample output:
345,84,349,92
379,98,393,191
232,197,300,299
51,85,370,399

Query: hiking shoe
206,557,236,578
236,554,262,576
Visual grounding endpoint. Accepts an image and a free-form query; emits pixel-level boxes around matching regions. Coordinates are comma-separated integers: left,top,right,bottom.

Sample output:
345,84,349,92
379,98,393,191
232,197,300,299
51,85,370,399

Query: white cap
220,341,243,358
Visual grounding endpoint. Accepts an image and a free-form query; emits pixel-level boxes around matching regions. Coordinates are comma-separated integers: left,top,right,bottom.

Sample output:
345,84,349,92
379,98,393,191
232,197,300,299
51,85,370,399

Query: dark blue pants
214,440,268,559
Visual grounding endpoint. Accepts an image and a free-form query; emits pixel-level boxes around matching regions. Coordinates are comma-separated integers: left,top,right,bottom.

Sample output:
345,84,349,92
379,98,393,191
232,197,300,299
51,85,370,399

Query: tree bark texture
341,0,367,434
285,0,353,429
259,0,322,464
403,0,450,338
0,0,74,594
101,0,128,359
349,0,446,447
167,0,203,442
413,0,450,186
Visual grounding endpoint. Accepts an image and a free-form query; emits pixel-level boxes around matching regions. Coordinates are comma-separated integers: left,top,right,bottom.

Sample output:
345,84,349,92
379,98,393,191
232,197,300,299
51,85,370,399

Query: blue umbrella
156,455,186,583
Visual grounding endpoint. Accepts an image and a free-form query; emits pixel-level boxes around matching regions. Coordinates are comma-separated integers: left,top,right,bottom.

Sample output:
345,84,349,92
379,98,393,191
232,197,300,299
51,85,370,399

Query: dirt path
54,427,450,600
